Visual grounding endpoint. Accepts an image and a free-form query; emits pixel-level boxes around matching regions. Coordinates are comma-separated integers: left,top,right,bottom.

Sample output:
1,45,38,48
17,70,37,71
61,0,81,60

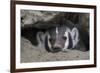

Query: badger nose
53,44,62,49
54,47,61,50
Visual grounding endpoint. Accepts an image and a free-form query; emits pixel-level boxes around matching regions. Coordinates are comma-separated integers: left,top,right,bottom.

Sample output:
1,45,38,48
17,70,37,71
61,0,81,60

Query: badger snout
52,43,62,52
53,43,62,49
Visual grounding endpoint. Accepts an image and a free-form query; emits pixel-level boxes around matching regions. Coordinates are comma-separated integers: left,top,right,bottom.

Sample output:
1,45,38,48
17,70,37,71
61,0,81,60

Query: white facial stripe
56,27,59,40
56,27,58,34
47,33,53,51
63,28,70,51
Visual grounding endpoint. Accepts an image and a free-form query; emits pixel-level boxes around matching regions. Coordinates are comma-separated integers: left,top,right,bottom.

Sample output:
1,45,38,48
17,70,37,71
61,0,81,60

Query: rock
21,10,59,28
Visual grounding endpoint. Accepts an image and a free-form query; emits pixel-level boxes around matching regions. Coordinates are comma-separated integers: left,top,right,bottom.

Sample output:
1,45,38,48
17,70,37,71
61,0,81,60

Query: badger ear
71,27,79,48
37,32,44,42
71,28,79,40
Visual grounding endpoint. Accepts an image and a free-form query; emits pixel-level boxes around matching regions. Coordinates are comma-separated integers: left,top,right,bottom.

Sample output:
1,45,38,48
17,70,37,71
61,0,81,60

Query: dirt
21,37,89,63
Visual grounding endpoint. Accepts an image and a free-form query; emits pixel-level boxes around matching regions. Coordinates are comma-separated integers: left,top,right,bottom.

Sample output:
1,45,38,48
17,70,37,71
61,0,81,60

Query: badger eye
49,38,52,42
63,36,67,40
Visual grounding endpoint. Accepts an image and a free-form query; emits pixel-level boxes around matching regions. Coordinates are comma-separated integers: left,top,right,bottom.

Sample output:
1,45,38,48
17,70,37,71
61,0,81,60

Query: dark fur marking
67,33,73,49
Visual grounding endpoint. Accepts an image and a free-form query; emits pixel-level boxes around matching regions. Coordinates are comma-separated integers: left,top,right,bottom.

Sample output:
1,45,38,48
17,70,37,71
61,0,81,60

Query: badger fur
45,24,79,52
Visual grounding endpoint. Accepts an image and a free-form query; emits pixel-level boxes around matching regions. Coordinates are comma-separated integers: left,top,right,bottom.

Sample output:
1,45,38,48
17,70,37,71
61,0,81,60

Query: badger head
45,25,79,53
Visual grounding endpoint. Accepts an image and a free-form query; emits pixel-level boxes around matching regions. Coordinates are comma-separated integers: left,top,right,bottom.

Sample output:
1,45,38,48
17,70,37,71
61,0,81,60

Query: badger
44,20,89,52
22,20,89,53
45,24,80,52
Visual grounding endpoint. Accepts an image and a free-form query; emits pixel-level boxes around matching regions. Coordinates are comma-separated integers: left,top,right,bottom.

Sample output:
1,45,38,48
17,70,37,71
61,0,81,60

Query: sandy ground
21,37,89,63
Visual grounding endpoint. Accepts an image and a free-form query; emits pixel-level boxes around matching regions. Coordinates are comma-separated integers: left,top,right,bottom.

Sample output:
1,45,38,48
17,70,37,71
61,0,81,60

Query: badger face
48,27,68,52
45,25,79,53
